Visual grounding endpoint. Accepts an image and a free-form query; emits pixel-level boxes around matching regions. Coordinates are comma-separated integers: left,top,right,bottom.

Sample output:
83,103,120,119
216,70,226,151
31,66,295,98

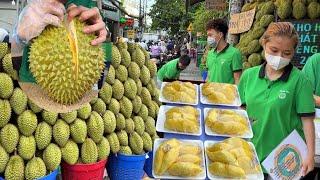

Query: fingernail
83,27,89,33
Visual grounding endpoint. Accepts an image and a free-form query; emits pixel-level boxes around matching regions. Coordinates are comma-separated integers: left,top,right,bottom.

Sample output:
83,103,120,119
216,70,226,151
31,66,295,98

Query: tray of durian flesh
205,138,263,180
204,108,253,138
156,105,202,136
160,81,198,105
200,82,241,106
152,138,206,179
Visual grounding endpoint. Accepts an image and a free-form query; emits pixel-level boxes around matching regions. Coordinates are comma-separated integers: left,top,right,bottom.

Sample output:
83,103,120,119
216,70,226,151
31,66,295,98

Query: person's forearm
314,95,320,107
302,117,315,157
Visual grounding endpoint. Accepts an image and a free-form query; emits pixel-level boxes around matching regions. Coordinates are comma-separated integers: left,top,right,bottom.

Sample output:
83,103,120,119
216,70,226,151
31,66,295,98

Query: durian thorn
66,19,79,80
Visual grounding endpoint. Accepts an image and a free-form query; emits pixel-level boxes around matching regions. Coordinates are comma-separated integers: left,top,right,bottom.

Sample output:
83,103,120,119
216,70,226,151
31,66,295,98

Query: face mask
265,52,290,70
207,36,218,49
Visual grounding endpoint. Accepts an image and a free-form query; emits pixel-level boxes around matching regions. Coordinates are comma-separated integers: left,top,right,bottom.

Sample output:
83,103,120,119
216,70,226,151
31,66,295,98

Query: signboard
286,19,320,68
187,23,193,32
127,30,135,39
228,8,256,34
262,130,308,180
205,0,227,11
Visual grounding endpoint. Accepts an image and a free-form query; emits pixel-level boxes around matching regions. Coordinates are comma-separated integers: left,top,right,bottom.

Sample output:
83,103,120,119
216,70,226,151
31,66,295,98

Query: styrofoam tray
156,105,202,136
159,82,199,106
204,140,264,180
152,138,206,179
200,83,241,107
203,108,253,139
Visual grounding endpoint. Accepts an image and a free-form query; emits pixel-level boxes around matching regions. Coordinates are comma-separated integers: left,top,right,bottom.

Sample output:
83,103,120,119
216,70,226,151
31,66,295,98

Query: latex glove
16,0,65,44
67,4,107,45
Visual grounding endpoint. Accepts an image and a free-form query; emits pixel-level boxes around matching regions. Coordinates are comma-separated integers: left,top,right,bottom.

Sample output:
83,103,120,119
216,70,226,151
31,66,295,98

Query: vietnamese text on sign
228,8,256,34
205,0,227,11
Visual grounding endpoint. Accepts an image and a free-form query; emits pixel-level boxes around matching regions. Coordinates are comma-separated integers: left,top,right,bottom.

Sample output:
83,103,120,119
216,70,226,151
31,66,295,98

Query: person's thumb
301,163,307,177
43,13,62,27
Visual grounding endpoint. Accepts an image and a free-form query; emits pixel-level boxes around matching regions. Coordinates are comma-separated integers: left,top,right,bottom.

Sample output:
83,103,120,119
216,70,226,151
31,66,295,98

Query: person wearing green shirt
13,0,107,82
238,22,315,177
205,19,242,84
157,55,191,82
302,53,320,107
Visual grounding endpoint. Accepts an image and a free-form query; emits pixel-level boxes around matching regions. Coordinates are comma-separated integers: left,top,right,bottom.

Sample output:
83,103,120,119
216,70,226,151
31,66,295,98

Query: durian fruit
127,42,136,54
140,65,151,86
116,113,126,131
4,155,24,180
248,53,262,66
99,83,112,104
293,2,307,19
136,79,143,95
145,116,156,136
116,38,128,50
42,110,58,125
128,62,141,80
43,143,61,171
77,103,91,120
124,78,137,100
60,111,77,124
29,19,105,105
277,2,293,19
27,99,43,113
259,15,274,28
103,110,116,134
120,49,131,67
61,140,79,165
0,124,19,153
53,119,70,147
0,73,14,99
81,138,98,164
129,132,144,155
132,96,142,114
35,122,52,150
2,53,19,80
25,157,46,180
108,98,120,115
111,45,121,68
10,88,28,115
97,137,110,160
0,42,8,59
87,111,104,143
141,132,152,151
133,116,145,135
0,145,9,173
107,132,120,154
18,136,36,160
70,118,87,143
119,146,132,155
243,62,252,70
307,2,320,19
92,98,106,115
0,99,11,128
17,110,38,136
132,47,145,67
115,65,128,82
145,60,157,78
117,130,128,146
112,79,124,100
106,65,116,85
125,118,135,134
119,96,133,118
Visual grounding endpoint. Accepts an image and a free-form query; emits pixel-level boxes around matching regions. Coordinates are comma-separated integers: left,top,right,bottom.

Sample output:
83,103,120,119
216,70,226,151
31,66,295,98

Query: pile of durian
0,38,160,179
162,81,197,104
206,137,261,178
164,106,200,134
237,0,320,70
154,138,204,177
202,82,237,105
206,109,249,135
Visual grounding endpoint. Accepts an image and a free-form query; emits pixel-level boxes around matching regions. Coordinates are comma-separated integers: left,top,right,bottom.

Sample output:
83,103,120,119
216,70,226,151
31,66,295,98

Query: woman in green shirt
238,22,315,177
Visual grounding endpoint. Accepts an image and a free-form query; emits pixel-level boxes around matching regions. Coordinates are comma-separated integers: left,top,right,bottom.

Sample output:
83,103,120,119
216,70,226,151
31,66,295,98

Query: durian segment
29,19,105,105
162,81,197,104
65,19,79,79
202,82,237,104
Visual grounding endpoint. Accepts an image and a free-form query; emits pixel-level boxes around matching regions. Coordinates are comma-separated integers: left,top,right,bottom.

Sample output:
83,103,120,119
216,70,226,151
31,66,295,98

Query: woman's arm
301,116,315,176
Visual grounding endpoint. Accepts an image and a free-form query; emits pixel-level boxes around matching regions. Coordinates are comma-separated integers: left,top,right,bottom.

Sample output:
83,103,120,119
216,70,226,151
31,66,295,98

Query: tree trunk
227,0,244,45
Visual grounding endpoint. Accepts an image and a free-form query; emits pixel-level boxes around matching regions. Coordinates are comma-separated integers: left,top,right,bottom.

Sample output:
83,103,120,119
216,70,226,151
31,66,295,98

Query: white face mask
265,52,291,70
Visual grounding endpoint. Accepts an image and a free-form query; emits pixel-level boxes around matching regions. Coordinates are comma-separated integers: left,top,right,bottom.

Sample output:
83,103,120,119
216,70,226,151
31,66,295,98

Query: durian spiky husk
29,19,105,105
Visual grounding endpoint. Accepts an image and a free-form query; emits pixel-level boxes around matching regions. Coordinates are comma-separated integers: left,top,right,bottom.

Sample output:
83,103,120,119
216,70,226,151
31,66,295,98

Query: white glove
16,0,66,44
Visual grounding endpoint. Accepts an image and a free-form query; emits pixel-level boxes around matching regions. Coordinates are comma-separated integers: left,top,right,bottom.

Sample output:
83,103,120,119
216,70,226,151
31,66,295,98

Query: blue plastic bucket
201,70,208,81
37,167,59,180
107,153,147,180
143,151,153,178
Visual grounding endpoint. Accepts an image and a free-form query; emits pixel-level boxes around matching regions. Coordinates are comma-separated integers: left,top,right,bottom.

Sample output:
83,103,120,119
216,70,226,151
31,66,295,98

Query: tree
149,0,186,35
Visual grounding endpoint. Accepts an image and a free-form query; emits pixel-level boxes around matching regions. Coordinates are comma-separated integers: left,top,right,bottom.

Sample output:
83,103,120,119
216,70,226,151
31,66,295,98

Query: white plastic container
152,138,206,179
156,105,202,136
159,82,199,106
203,108,253,139
200,83,241,107
204,140,264,180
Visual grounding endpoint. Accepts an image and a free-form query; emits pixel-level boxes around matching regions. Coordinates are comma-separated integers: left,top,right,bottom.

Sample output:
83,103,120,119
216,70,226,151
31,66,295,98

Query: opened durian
29,18,105,105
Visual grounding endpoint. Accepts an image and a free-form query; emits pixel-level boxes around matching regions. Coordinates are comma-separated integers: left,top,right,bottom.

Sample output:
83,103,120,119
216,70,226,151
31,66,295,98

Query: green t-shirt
19,0,100,82
157,59,181,81
302,53,320,96
238,63,315,166
206,44,242,84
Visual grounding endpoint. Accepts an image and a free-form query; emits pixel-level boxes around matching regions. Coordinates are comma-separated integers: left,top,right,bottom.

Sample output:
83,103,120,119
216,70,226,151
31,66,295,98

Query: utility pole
138,0,142,40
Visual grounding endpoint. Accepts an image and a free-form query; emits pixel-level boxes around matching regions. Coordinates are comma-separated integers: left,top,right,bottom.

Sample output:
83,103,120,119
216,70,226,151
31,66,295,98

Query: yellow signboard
127,30,135,39
187,23,193,32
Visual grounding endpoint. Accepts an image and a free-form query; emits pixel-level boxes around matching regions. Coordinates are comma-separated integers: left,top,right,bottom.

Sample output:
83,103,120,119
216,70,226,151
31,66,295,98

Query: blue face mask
207,36,218,49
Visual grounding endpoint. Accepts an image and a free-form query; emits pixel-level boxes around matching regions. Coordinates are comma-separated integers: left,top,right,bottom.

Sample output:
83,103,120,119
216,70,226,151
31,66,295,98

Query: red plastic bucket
61,159,107,180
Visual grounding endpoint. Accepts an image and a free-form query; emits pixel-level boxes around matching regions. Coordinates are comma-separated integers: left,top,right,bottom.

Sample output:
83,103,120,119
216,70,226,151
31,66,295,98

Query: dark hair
134,38,139,42
206,18,229,39
179,55,191,66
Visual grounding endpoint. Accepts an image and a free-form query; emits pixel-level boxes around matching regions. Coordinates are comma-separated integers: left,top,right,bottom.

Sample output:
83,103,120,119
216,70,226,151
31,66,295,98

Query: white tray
152,138,206,179
203,108,253,139
159,82,199,106
156,105,202,136
204,140,264,180
200,83,241,107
